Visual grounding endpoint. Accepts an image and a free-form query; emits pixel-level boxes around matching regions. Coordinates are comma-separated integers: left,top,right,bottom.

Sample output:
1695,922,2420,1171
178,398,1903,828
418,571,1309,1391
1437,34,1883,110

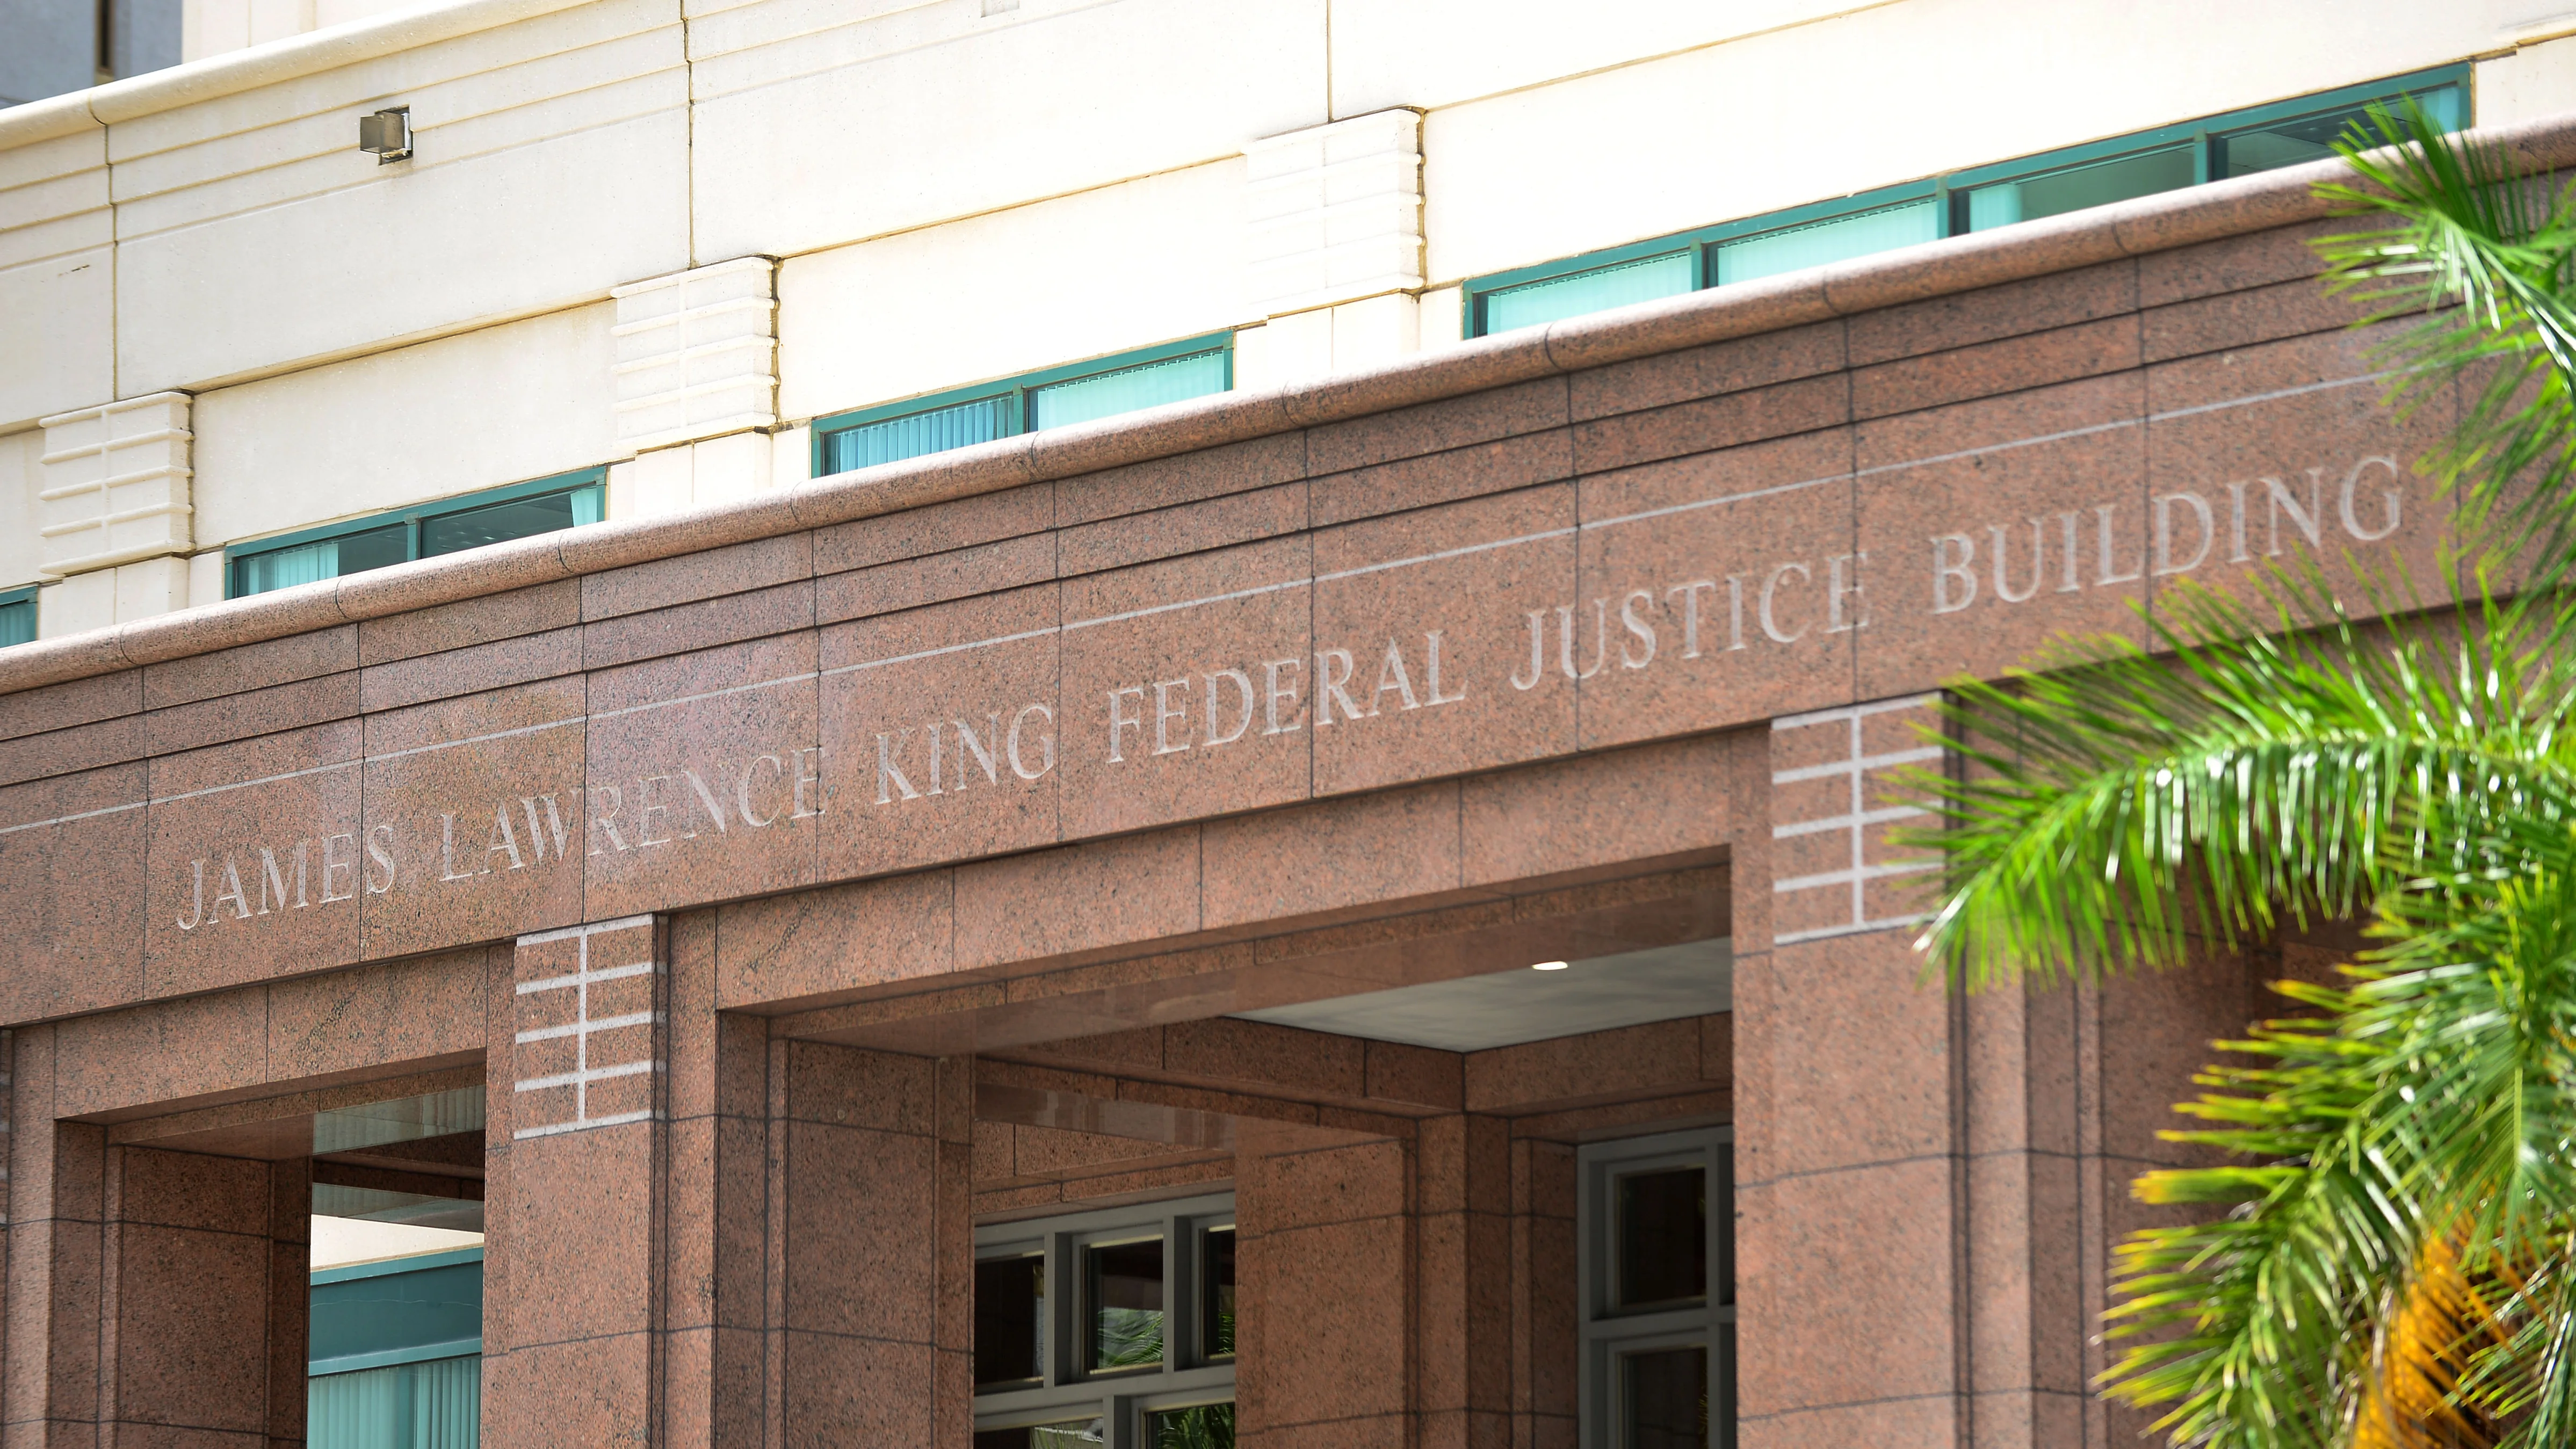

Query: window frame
1464,62,2470,337
809,332,1235,480
0,584,36,649
971,1190,1237,1448
223,467,607,600
1578,1127,1732,1449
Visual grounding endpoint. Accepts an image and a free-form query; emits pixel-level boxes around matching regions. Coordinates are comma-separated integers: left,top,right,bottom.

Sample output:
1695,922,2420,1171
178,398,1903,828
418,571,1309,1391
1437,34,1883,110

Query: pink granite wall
0,157,2471,1449
484,915,666,1449
775,1043,973,1449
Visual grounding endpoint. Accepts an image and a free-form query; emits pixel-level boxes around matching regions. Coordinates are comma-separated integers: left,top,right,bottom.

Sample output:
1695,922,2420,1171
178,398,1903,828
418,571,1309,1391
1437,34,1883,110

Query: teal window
227,470,605,599
1467,66,2466,336
309,1247,482,1449
816,335,1232,478
0,586,34,649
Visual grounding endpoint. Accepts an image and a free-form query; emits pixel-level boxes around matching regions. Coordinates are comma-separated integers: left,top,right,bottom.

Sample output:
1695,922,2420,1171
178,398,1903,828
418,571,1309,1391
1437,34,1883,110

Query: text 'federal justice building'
0,3,2571,1446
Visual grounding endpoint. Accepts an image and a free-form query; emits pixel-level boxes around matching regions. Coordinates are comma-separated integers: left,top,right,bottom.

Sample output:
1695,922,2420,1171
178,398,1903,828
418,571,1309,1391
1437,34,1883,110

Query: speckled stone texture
0,155,2482,1449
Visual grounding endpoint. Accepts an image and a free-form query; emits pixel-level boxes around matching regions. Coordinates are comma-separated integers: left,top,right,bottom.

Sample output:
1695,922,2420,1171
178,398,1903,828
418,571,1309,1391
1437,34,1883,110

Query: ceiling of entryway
1226,937,1732,1052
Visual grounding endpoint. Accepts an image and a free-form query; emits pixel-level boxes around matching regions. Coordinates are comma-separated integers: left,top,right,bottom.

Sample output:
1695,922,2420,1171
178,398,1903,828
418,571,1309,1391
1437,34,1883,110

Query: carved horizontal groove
608,297,779,338
37,466,193,502
37,429,193,467
38,501,196,538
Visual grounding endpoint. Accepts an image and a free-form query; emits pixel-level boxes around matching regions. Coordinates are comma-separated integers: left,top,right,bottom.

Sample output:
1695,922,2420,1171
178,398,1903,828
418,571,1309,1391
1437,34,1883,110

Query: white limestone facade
5,0,2576,639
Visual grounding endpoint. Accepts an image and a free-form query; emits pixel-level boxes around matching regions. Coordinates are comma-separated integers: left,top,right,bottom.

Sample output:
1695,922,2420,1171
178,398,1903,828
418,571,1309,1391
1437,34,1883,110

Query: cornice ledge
7,108,2575,698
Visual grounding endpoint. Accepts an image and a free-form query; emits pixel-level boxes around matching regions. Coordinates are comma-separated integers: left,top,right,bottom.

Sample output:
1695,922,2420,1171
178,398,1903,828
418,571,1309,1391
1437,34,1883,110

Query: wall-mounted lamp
358,107,411,164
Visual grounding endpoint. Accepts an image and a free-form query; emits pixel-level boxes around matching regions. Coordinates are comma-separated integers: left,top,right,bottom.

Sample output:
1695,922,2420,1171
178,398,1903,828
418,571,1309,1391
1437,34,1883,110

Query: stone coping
3,108,2570,701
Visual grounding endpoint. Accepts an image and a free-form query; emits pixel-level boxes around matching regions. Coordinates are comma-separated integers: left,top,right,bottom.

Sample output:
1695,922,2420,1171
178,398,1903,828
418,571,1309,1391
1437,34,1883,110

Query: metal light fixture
1530,960,1570,972
358,107,411,164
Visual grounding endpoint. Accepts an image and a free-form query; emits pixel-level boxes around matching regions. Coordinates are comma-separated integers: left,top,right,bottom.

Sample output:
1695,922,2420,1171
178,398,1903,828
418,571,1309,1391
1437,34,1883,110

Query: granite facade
0,170,2451,1447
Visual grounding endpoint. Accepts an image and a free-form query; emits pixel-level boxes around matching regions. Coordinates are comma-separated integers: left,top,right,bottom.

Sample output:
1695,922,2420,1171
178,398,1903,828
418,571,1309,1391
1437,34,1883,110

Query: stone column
769,1041,973,1447
1235,1126,1413,1449
1236,110,1426,391
3,1024,106,1446
1414,1112,1513,1449
605,259,785,521
659,909,770,1449
99,1145,309,1446
484,914,669,1449
1734,695,1964,1447
34,392,197,637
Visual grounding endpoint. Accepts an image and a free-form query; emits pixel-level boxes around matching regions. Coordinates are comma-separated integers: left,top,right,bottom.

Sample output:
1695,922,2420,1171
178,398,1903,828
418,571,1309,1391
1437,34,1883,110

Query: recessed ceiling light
1530,960,1570,971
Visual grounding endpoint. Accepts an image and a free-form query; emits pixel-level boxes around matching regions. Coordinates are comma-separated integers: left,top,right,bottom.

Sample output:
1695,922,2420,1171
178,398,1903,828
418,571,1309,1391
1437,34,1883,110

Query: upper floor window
0,587,33,649
227,469,605,599
1581,1129,1732,1449
815,336,1233,479
973,1191,1236,1447
1468,66,2466,337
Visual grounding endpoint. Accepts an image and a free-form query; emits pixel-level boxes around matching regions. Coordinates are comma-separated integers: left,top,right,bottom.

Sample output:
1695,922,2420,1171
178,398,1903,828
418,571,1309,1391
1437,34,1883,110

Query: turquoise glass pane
309,1355,479,1449
421,483,599,558
1964,144,2194,231
1029,348,1229,431
235,538,340,596
826,394,1013,474
310,1364,403,1449
0,598,32,648
1712,199,1939,286
235,521,406,597
2216,82,2463,178
1481,251,1694,335
310,1256,482,1369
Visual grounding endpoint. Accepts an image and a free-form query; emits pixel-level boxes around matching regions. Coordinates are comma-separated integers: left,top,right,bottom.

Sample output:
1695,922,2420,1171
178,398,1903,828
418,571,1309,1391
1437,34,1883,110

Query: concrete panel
113,0,688,395
777,159,1249,421
191,301,620,548
1424,0,2541,285
689,0,1322,263
1329,0,1866,115
0,126,113,430
2479,34,2576,126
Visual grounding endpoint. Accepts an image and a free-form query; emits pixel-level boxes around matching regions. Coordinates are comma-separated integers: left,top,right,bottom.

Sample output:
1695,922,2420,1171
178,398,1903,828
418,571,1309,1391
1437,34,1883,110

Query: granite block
1851,372,2152,699
1307,429,1575,528
819,583,1059,880
1576,429,1860,748
1199,783,1465,931
1568,320,1847,424
1307,376,1568,476
1058,481,1308,577
716,871,955,1012
356,581,582,667
811,481,1054,575
580,579,815,672
1311,485,1576,794
143,671,360,758
813,531,1057,626
141,627,357,712
584,632,821,918
581,532,813,622
359,678,587,960
0,762,147,1020
1055,433,1307,526
1570,373,1848,476
145,722,364,996
1056,537,1313,837
951,829,1200,973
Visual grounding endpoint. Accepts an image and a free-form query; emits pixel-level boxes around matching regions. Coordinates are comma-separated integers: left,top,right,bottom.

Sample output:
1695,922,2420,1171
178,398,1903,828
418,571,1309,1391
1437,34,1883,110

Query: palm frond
2314,102,2576,578
1903,577,2576,990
